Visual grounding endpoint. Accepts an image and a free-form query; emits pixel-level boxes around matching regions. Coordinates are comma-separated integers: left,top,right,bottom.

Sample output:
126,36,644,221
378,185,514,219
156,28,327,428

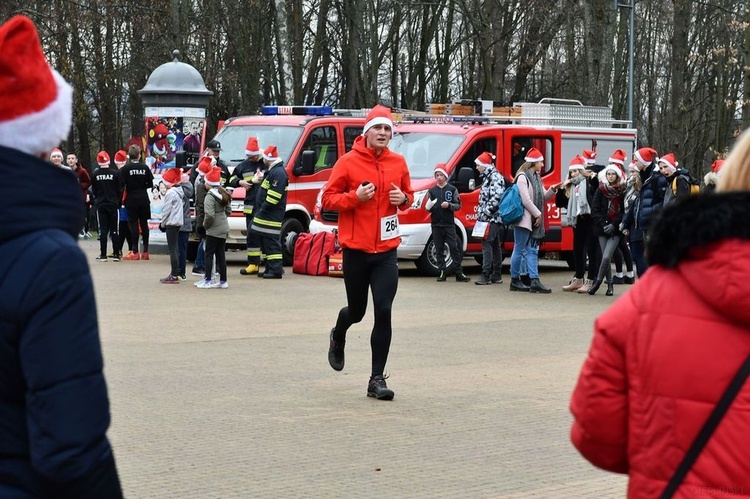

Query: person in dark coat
427,163,470,283
0,15,122,498
620,147,668,277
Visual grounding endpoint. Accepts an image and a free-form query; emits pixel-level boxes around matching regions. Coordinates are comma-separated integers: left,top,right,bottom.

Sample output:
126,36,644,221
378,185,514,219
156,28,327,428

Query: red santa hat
114,150,127,165
196,155,214,176
711,159,724,173
474,152,495,168
634,147,658,165
97,150,111,167
245,136,261,156
525,148,544,163
568,155,586,171
205,166,222,186
608,149,627,166
263,145,280,161
49,148,64,160
0,16,73,158
582,149,596,165
658,152,678,173
598,164,625,184
161,167,182,187
362,104,394,135
434,163,449,178
628,160,639,172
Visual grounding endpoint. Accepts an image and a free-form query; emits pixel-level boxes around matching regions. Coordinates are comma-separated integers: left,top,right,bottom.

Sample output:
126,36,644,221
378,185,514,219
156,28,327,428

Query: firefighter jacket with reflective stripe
251,161,288,235
229,157,266,214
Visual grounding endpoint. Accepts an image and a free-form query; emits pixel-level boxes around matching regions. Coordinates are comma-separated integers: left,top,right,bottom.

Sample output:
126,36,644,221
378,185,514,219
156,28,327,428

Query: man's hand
389,183,407,206
440,201,449,209
603,224,615,235
357,182,376,201
239,180,251,188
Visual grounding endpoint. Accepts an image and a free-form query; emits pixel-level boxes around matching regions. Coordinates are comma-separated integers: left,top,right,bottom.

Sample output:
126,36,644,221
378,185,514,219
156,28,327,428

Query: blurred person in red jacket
570,127,750,497
321,104,412,401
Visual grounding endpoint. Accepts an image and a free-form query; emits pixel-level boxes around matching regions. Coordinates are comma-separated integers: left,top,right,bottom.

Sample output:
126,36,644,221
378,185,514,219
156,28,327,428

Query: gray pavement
82,239,628,498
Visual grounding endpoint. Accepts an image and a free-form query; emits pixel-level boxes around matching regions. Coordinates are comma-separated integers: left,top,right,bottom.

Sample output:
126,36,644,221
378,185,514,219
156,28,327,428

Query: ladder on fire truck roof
261,98,632,129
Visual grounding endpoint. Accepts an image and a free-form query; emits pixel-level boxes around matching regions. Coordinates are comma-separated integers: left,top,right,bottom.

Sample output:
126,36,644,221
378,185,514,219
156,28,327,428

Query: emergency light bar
261,106,333,116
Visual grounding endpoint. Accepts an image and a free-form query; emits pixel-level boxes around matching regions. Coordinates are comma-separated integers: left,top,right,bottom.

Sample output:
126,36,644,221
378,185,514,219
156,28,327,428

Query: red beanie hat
97,150,110,167
161,167,182,187
659,152,678,172
205,166,222,186
0,16,73,157
196,155,214,176
474,152,495,168
634,147,657,165
608,149,627,166
114,150,127,165
245,136,261,156
263,145,279,161
582,149,596,165
525,148,544,163
568,155,586,171
434,163,449,178
362,104,394,135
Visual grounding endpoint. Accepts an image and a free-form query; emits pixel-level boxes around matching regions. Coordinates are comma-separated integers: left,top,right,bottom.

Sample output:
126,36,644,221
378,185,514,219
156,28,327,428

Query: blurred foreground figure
0,15,123,498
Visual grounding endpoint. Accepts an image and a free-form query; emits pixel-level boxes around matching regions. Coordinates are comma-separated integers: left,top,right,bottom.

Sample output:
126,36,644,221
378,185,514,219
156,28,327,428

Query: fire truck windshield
212,125,304,167
389,132,464,179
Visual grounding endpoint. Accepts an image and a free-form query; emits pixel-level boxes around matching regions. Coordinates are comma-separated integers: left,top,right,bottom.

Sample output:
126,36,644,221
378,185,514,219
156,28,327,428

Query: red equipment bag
293,231,337,276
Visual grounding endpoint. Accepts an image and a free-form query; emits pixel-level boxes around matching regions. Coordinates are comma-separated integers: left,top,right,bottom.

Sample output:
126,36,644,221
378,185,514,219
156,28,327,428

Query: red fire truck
309,99,637,275
208,106,367,263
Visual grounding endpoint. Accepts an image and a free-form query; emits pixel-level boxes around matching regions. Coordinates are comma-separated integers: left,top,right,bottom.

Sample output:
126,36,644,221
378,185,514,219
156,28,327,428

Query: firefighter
250,145,288,279
230,137,267,275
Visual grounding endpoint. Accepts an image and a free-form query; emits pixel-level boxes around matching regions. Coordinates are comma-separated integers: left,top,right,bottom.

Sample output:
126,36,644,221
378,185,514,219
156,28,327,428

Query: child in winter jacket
158,167,185,284
427,163,470,282
197,166,232,289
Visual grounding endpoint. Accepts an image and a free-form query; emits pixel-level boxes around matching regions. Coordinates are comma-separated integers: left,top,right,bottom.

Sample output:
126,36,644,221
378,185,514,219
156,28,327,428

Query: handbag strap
661,354,750,498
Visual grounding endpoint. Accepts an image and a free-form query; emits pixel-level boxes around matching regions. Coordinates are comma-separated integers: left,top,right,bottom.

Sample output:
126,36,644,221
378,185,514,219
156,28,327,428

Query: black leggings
204,235,227,282
333,248,398,377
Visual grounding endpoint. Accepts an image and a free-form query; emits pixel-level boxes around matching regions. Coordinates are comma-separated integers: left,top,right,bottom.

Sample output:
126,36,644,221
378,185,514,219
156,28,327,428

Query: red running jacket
322,135,412,253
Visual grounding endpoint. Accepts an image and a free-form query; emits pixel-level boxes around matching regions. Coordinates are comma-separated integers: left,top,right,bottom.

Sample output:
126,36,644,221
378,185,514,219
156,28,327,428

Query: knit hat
582,149,596,165
245,137,261,156
97,150,110,167
205,166,222,186
362,104,394,135
196,155,214,176
658,152,678,173
434,163,449,178
263,145,280,161
114,150,127,166
568,155,586,171
608,149,627,166
634,147,658,165
598,164,624,184
161,167,182,187
711,159,724,173
49,148,63,161
474,152,494,168
0,16,73,157
525,148,544,163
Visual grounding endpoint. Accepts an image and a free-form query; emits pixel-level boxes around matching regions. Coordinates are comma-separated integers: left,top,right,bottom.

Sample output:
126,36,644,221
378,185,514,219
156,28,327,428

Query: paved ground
82,239,629,498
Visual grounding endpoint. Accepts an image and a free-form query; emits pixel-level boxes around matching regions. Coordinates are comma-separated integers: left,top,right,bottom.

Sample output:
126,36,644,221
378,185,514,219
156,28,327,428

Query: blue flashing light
261,106,333,116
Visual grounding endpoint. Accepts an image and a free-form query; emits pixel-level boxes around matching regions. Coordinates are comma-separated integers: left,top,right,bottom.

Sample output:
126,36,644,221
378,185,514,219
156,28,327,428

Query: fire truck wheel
415,235,456,276
280,217,305,266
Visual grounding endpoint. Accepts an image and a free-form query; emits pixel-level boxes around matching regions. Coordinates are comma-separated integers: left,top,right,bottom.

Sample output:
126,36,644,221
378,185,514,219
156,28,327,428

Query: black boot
606,281,614,296
588,279,603,295
509,277,530,292
475,273,491,285
529,278,551,294
455,272,471,282
367,375,394,400
520,274,531,286
328,329,345,371
490,273,503,284
436,271,447,282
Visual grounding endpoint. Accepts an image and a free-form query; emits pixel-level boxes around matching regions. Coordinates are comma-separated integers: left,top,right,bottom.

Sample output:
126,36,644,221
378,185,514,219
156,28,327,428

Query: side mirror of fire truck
294,150,316,176
456,167,476,192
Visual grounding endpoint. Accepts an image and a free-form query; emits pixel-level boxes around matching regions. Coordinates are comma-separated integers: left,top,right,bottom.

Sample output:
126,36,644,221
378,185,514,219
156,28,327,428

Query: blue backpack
498,180,524,225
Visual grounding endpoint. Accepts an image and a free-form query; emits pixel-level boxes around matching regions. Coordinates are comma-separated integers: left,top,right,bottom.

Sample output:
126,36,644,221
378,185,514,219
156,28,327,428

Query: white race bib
380,214,400,240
